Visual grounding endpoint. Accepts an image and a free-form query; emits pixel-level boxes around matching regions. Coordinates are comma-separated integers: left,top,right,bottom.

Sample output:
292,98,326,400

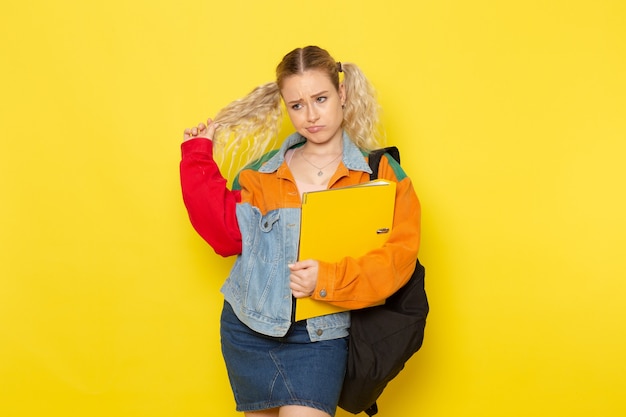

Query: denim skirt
220,300,348,416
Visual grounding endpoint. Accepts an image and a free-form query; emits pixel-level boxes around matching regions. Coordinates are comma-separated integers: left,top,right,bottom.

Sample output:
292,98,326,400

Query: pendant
317,170,323,176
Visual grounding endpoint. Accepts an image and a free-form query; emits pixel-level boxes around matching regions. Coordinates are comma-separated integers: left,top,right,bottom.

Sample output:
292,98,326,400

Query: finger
292,290,309,299
289,281,307,297
205,122,218,140
288,262,307,271
289,272,302,285
291,282,313,298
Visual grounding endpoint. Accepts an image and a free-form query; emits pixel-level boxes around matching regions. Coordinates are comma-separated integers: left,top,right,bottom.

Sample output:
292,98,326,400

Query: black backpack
338,147,429,416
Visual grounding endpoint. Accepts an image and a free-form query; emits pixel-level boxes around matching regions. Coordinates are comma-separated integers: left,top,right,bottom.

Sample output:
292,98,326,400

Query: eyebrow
286,90,329,105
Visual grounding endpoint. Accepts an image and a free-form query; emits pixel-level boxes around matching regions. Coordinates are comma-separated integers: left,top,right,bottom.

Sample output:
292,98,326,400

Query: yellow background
1,0,625,416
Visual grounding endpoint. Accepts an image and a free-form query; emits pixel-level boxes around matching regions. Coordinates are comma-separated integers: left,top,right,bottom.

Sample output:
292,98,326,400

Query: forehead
280,70,336,98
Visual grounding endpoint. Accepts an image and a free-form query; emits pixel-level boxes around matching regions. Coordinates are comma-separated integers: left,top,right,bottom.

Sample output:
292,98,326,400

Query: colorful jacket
180,132,421,340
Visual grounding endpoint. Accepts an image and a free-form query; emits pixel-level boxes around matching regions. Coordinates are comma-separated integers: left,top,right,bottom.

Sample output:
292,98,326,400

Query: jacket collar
258,131,373,174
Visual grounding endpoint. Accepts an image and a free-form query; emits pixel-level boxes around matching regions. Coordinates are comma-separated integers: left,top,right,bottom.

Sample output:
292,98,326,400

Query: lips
306,126,324,133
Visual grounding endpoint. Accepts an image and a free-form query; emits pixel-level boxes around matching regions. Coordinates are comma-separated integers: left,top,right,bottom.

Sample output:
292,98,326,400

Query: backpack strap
364,146,401,417
368,146,401,180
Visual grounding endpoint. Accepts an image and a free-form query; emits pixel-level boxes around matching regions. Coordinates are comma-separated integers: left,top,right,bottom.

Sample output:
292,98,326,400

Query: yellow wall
1,1,625,416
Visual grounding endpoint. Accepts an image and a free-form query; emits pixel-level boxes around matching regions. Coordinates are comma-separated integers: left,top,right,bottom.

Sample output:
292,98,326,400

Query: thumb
289,259,316,270
206,119,219,140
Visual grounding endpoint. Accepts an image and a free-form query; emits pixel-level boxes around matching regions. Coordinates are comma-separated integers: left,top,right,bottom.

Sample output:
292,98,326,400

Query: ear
339,83,346,106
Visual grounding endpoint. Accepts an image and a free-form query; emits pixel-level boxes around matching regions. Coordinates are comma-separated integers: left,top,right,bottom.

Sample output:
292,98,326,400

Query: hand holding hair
183,118,218,141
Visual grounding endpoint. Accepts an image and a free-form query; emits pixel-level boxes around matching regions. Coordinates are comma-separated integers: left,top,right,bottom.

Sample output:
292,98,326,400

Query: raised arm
180,120,242,256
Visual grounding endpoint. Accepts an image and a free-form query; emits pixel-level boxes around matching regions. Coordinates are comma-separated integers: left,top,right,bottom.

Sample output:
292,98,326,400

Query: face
280,70,346,145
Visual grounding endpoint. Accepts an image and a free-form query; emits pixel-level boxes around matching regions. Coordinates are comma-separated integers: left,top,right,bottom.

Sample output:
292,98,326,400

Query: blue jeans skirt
220,301,348,416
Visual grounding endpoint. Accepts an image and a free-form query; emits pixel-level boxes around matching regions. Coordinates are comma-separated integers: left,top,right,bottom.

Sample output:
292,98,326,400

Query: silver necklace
298,148,343,176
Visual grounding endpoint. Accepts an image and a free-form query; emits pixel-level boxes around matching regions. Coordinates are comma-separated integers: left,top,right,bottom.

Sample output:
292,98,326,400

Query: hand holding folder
296,179,396,320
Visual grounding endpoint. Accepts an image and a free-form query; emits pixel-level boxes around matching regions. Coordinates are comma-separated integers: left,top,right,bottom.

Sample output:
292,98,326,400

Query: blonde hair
212,46,383,173
212,82,283,173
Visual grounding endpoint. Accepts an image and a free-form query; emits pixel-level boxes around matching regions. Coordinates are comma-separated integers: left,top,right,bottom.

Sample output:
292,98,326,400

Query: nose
306,106,319,123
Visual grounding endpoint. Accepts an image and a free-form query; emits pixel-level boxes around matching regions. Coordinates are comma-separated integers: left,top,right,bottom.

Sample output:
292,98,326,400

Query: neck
301,140,343,156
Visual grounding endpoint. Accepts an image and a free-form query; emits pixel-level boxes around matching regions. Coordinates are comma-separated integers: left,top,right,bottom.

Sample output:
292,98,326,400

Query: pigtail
341,62,384,151
212,82,283,175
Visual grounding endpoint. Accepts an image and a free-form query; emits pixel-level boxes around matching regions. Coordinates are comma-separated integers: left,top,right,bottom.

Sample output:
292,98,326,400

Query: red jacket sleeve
179,138,242,257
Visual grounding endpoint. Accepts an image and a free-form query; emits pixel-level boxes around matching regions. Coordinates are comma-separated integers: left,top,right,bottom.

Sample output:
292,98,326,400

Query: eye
316,96,327,103
291,103,303,110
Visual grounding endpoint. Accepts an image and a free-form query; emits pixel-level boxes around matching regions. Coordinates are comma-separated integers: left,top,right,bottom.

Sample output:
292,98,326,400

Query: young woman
180,46,421,417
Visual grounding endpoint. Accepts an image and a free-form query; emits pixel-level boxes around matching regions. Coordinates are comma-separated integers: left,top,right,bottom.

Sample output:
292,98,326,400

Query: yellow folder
295,179,396,321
